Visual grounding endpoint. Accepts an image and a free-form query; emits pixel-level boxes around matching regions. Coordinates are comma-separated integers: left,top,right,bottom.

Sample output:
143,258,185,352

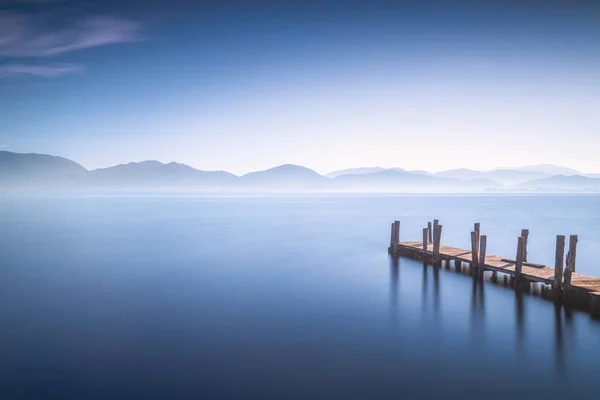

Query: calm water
1,195,599,399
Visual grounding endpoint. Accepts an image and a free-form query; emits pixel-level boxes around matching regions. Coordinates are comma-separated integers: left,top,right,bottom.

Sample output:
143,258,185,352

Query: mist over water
0,195,599,399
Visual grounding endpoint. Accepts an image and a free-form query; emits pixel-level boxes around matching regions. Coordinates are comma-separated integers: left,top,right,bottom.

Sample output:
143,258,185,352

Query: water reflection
389,258,399,328
515,289,525,353
470,273,486,343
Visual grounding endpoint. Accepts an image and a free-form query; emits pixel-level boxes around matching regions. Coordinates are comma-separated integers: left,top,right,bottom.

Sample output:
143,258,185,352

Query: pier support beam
591,293,600,317
553,235,565,299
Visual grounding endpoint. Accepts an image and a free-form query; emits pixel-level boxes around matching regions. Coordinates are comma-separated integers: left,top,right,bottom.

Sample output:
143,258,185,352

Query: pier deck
399,241,600,294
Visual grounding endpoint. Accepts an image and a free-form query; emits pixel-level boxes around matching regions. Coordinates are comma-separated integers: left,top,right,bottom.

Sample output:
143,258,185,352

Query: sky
0,0,599,174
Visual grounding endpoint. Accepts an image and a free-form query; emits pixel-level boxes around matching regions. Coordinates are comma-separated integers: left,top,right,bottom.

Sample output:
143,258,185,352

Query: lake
1,195,599,399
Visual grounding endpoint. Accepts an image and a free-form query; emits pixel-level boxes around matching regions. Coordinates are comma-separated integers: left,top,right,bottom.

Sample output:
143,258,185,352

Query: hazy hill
325,167,387,178
434,168,550,185
498,164,582,176
1,151,597,193
89,161,238,189
240,164,328,191
0,151,88,187
516,175,600,191
332,170,501,192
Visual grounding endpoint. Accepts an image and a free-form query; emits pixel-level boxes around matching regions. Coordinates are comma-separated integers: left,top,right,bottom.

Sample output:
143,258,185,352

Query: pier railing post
433,224,442,264
427,222,433,243
515,236,525,288
568,235,578,273
553,235,565,298
478,235,487,280
474,223,480,237
470,231,480,275
521,229,530,262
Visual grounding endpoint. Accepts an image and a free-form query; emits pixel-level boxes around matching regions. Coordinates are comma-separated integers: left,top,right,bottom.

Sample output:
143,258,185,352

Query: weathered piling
388,220,400,256
568,235,578,273
474,222,480,236
470,231,480,275
514,236,525,288
433,224,442,264
553,235,565,298
478,235,487,279
521,229,529,262
427,222,433,243
422,228,428,260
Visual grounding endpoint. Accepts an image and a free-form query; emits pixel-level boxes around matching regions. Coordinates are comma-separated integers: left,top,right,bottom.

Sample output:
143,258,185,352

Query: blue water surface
0,195,599,399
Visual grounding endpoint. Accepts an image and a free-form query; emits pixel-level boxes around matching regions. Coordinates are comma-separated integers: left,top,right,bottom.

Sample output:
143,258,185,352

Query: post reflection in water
470,273,486,343
421,262,428,318
432,265,441,325
389,257,400,329
554,302,565,374
515,289,525,354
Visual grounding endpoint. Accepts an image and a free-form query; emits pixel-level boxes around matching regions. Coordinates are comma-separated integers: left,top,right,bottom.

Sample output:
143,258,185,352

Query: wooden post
393,221,400,249
433,224,442,263
591,293,600,316
389,223,395,249
470,231,479,275
422,228,428,260
474,222,480,236
568,235,578,273
455,259,462,273
553,235,565,298
563,266,572,300
478,235,487,279
515,236,525,288
427,222,433,243
521,229,529,262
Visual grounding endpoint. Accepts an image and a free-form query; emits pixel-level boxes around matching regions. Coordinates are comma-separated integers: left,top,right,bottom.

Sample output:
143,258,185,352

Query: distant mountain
332,170,501,192
90,161,238,189
240,164,328,191
433,168,549,185
326,167,391,178
517,175,600,191
1,150,596,193
496,164,582,176
0,151,88,187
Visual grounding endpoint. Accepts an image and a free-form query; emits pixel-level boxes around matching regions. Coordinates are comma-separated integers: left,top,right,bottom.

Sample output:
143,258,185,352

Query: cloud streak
0,12,141,57
0,63,82,77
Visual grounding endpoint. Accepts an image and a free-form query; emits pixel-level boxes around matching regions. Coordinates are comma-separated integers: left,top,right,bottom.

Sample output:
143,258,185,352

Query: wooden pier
388,220,600,316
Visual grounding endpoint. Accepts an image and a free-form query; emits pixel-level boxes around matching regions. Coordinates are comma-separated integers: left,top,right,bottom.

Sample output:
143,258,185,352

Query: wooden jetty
388,220,600,316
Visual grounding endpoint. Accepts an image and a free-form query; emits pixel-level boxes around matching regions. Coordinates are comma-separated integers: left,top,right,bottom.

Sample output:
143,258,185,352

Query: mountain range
1,151,599,193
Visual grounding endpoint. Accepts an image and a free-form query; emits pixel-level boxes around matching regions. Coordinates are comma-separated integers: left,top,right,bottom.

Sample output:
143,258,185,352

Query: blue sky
0,0,599,174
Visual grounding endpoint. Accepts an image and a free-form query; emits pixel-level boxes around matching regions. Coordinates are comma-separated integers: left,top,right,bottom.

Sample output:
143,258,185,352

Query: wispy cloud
0,12,141,57
0,63,82,77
